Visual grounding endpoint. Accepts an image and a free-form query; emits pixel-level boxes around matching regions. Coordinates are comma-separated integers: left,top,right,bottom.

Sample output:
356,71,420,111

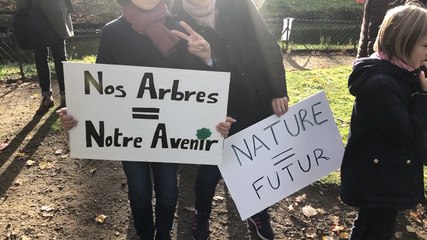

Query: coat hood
348,56,421,96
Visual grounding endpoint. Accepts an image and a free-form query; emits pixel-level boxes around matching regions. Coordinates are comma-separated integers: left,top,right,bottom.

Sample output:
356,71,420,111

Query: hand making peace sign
171,21,213,65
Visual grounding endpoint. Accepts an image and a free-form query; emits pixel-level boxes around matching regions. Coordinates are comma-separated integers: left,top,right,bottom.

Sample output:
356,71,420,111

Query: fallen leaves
0,142,9,151
39,160,54,170
40,205,55,217
15,152,28,159
95,214,107,224
302,205,318,217
26,159,35,166
286,199,352,240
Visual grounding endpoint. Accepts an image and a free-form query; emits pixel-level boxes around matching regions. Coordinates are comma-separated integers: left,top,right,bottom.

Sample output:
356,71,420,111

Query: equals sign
132,107,160,120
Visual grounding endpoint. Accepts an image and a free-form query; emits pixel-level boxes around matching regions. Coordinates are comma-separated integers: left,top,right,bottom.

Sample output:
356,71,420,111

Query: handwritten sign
63,62,230,165
219,91,344,220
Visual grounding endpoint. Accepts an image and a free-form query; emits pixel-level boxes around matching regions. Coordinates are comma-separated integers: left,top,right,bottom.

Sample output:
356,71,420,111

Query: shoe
36,96,54,115
60,94,66,107
248,210,274,240
191,211,210,240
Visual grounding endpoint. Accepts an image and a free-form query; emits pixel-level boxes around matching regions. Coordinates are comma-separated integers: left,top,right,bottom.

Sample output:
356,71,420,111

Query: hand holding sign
57,108,78,131
216,116,237,137
220,91,344,220
271,97,289,117
171,21,212,65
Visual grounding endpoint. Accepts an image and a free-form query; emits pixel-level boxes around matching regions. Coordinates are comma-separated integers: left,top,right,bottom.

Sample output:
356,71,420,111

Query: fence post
14,37,27,80
281,17,294,52
1,10,26,79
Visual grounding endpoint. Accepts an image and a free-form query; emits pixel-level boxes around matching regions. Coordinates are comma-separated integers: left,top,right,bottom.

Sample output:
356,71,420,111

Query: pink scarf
374,52,416,72
123,1,179,57
182,0,217,29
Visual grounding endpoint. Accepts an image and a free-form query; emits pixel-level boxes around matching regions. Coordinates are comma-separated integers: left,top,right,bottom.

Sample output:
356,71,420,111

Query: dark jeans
33,40,67,95
122,161,178,239
349,208,398,240
194,165,222,215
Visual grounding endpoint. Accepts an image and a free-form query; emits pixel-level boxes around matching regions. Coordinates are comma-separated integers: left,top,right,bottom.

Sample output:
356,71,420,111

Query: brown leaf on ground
0,142,9,151
95,214,107,224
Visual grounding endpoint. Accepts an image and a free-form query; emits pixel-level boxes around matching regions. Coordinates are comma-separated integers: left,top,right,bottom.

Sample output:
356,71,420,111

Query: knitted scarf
123,1,179,57
182,0,217,29
374,52,416,72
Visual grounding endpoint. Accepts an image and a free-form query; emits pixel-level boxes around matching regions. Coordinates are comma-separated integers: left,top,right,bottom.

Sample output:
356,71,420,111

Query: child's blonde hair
375,5,427,61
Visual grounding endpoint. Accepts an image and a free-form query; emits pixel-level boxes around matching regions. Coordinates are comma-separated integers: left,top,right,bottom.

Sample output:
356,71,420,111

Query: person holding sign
58,0,235,239
171,0,289,239
341,5,427,240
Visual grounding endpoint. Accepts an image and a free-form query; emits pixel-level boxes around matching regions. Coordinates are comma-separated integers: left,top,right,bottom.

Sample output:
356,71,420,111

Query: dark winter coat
16,0,74,39
340,57,427,209
357,0,400,58
96,15,211,71
174,0,288,134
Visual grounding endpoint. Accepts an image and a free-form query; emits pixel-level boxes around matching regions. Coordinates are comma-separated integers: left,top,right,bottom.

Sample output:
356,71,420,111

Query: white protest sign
63,62,230,165
219,91,344,220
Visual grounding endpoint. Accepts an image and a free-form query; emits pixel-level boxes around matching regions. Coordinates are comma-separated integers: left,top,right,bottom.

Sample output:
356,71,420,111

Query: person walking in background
341,5,427,240
356,0,427,58
15,0,74,114
59,0,234,239
356,0,402,58
171,0,289,239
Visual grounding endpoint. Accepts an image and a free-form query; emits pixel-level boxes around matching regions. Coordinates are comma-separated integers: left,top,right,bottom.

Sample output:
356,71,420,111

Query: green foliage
317,171,341,186
260,0,363,20
71,0,122,24
287,65,353,144
52,118,65,132
261,0,363,45
67,37,100,60
0,63,37,81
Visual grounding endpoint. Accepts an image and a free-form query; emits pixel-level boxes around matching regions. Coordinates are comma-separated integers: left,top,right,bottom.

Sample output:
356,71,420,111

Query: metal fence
264,17,361,52
0,11,102,81
0,14,361,81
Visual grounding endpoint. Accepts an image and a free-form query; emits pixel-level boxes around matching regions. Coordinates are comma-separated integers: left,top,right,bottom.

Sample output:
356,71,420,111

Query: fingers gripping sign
171,21,213,64
272,97,289,117
216,116,236,138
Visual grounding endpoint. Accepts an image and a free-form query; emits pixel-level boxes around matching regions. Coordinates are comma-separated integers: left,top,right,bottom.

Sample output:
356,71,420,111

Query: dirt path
1,53,426,240
283,52,356,71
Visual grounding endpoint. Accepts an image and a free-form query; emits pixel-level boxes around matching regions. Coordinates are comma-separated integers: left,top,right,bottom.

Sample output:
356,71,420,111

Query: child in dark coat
341,5,427,240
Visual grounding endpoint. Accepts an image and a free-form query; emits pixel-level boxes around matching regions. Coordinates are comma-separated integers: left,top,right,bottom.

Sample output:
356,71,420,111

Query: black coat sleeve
245,0,288,99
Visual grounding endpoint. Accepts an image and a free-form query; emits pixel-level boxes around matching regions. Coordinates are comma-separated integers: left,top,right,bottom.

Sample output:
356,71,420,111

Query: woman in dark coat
341,5,427,240
172,0,289,239
58,0,233,239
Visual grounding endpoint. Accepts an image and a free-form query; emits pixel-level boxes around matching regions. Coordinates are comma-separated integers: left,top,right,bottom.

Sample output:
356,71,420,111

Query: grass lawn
287,65,353,142
287,65,427,194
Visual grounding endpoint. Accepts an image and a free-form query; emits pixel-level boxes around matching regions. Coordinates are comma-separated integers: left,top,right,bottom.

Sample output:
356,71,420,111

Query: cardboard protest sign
63,62,230,165
219,91,344,220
